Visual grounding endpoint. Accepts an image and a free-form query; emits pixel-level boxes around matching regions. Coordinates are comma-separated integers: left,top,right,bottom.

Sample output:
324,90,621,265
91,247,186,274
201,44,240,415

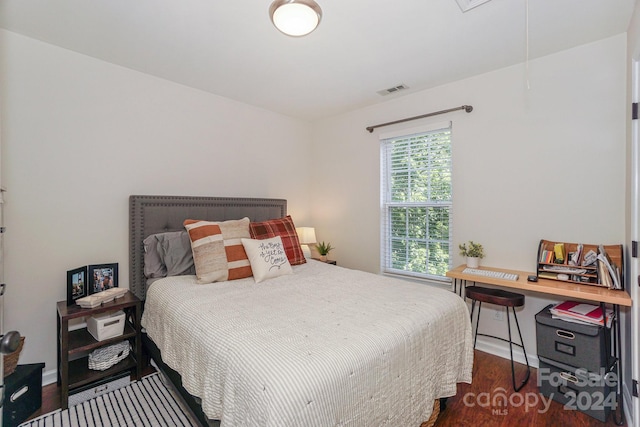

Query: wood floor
32,351,624,426
435,350,624,426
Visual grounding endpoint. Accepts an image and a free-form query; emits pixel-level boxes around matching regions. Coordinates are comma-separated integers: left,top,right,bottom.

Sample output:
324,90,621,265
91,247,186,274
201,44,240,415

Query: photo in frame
87,263,119,294
67,266,87,306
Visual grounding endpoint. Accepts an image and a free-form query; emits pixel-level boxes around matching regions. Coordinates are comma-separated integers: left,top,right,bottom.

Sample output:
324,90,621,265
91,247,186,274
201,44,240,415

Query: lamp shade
269,0,322,37
296,227,317,245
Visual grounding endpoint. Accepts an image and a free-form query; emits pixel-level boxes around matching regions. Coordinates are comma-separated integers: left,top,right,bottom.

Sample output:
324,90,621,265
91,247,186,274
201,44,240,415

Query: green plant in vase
315,241,334,262
459,241,484,268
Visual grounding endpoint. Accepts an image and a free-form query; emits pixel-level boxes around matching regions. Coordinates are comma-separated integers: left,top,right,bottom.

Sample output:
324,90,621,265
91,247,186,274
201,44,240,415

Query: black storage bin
3,363,44,427
538,356,616,423
535,305,612,372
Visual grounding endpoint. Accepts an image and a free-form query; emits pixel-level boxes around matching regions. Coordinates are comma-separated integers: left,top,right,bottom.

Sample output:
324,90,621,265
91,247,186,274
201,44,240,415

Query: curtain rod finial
464,105,473,113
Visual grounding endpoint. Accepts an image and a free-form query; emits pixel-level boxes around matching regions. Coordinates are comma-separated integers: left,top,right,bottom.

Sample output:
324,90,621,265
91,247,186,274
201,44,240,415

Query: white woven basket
88,341,130,371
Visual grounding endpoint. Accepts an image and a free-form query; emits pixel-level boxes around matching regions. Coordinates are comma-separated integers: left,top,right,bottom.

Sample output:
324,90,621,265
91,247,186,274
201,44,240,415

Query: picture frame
66,266,87,306
87,263,119,294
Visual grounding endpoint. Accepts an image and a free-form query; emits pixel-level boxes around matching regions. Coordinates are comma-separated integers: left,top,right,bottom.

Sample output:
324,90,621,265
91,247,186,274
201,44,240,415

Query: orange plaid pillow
249,215,306,266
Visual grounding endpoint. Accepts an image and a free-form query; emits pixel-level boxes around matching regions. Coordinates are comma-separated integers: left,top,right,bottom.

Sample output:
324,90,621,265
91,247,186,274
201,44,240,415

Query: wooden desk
447,264,630,426
446,264,632,306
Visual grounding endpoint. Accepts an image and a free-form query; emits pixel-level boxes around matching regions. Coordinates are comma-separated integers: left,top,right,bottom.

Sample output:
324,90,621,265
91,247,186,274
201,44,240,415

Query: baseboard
474,336,540,368
42,369,57,387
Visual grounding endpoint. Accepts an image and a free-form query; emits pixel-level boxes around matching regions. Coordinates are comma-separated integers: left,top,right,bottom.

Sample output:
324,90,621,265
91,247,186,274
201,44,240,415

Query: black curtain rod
366,105,473,133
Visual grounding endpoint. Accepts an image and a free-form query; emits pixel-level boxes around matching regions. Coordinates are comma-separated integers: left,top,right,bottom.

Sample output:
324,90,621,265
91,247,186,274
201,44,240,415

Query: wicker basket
88,341,130,371
3,336,24,377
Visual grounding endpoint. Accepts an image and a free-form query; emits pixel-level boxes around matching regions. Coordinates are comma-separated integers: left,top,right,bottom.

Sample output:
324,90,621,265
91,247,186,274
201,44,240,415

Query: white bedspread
141,260,473,427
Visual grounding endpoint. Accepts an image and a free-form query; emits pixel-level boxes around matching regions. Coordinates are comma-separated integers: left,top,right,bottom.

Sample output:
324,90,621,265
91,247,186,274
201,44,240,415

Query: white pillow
241,236,293,283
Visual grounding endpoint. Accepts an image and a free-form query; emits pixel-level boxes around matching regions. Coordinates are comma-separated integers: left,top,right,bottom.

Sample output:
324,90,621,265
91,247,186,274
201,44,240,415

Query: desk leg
613,303,624,426
603,302,624,426
452,278,467,298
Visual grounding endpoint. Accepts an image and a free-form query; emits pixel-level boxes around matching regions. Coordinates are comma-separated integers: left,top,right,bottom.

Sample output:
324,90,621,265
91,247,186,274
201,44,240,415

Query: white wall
310,34,627,366
0,28,629,395
0,30,313,377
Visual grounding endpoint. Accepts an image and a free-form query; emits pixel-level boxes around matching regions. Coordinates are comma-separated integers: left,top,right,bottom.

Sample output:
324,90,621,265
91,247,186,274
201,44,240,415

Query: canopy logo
463,387,553,415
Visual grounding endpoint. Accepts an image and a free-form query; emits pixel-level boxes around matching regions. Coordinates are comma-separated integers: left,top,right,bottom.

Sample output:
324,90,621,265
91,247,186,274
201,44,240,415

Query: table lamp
296,227,317,258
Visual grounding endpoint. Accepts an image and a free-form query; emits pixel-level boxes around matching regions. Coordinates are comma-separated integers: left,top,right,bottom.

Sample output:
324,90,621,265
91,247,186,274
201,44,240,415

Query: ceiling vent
377,84,409,96
455,0,492,12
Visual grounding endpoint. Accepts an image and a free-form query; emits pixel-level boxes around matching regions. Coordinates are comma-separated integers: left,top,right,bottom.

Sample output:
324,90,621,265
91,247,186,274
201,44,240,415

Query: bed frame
129,195,287,426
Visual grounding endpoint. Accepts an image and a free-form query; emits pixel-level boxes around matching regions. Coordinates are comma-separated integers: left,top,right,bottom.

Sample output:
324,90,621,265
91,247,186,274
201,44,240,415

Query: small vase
320,255,327,262
466,257,479,268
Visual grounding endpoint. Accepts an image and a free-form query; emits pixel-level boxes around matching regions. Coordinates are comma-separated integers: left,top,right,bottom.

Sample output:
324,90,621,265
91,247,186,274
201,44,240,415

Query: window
380,122,452,281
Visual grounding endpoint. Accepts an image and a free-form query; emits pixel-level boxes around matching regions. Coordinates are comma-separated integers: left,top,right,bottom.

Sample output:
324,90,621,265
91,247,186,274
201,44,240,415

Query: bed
130,195,473,427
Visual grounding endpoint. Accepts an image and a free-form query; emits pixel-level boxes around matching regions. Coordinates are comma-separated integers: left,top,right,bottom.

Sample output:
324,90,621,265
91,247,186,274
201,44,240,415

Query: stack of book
550,300,614,328
539,249,554,263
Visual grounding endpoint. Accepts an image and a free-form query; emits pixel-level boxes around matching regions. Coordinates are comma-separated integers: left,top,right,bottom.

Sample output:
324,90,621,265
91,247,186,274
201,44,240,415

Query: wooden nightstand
56,291,141,409
313,258,336,265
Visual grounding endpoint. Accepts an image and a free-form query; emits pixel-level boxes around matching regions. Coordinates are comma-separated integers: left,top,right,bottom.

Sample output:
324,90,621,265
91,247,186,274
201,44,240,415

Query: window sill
381,271,453,290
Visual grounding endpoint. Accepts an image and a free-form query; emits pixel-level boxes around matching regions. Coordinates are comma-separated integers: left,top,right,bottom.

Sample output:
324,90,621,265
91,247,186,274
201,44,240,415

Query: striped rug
19,373,199,427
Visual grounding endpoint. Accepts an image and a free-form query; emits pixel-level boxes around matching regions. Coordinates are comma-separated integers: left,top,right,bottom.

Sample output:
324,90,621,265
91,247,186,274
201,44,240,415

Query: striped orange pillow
216,217,253,280
183,220,227,284
184,218,253,283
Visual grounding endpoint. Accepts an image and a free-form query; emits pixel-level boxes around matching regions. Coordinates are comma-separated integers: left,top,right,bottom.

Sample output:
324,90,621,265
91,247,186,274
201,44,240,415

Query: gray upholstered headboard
129,195,287,301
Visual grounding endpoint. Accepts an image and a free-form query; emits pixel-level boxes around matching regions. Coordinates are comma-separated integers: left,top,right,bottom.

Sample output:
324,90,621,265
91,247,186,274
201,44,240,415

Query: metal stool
466,286,531,392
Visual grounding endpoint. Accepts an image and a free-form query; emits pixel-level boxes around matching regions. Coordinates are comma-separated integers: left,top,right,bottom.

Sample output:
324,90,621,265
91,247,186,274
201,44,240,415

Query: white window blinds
380,122,453,281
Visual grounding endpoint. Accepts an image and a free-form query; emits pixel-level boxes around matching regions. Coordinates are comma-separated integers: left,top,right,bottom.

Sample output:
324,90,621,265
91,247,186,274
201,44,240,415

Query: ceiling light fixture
269,0,322,37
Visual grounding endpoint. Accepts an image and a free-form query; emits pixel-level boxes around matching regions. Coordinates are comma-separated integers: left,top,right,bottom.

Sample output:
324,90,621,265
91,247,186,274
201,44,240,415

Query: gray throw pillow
157,231,196,276
143,231,196,278
143,234,167,278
